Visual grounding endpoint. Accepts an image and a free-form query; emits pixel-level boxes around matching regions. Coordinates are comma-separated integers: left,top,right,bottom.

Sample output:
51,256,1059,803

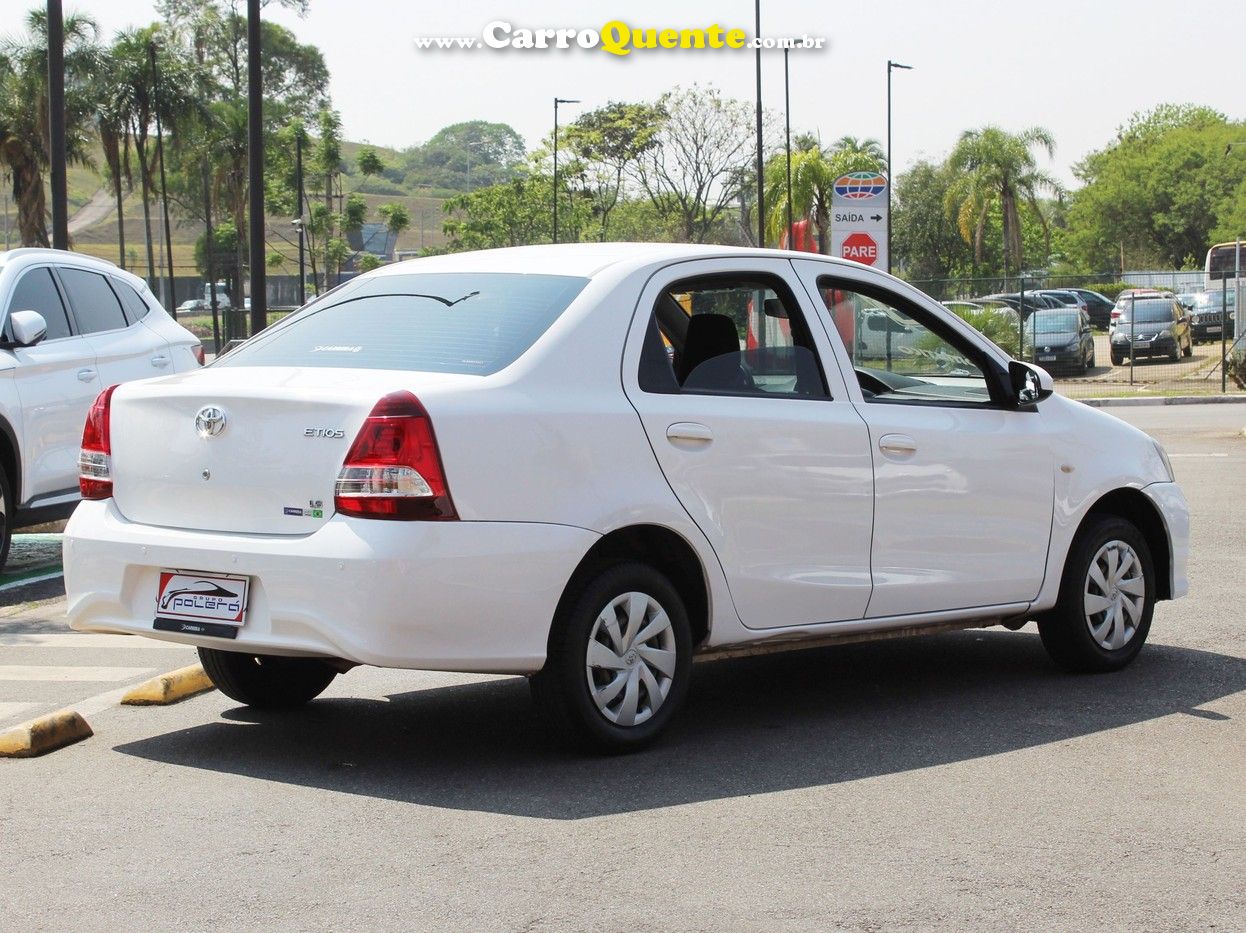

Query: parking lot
1,402,1243,931
1050,334,1239,399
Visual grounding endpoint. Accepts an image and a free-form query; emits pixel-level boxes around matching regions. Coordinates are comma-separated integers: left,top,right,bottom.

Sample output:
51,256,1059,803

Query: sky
83,0,1246,188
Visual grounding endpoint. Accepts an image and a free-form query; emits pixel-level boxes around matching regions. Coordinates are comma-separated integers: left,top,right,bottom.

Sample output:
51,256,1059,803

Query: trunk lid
108,366,472,535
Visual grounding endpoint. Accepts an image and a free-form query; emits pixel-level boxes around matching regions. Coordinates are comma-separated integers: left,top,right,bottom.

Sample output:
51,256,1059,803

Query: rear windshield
1116,299,1175,323
1033,312,1079,333
217,272,589,375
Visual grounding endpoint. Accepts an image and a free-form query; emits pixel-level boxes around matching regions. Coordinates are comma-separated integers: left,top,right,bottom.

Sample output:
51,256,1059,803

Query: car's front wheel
531,562,692,753
198,647,337,707
0,466,12,572
1038,515,1155,672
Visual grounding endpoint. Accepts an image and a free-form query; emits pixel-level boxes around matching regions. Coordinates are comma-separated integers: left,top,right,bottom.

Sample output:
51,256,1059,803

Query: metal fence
908,272,1243,399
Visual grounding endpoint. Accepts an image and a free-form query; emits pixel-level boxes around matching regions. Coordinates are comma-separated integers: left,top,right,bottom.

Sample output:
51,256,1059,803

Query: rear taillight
193,344,206,366
334,391,456,521
79,384,119,500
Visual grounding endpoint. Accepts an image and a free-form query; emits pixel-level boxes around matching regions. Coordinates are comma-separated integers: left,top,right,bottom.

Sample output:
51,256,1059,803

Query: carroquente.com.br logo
414,21,827,55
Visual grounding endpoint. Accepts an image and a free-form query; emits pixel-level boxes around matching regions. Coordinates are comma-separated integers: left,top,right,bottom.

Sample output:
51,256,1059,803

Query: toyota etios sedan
64,244,1188,751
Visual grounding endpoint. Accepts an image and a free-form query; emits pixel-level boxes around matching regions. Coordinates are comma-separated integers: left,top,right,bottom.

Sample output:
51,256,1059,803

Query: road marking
0,665,153,682
0,633,142,648
0,569,65,592
0,702,36,722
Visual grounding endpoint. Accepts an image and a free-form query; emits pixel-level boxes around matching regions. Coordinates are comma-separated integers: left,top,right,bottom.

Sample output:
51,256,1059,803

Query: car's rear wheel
1038,515,1155,673
198,647,337,707
531,561,692,753
1183,338,1193,358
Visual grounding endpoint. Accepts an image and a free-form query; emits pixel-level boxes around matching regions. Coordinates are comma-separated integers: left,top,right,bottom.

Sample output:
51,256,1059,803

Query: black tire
1038,515,1155,673
1182,338,1193,358
531,561,693,753
0,466,12,572
1110,353,1124,367
198,647,337,708
1168,342,1180,361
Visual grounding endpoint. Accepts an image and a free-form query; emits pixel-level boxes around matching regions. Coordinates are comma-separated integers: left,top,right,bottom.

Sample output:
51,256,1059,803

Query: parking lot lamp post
886,60,913,274
552,97,580,244
246,0,267,337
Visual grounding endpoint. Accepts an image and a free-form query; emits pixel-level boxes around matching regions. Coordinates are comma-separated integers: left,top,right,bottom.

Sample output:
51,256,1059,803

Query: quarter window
639,274,828,399
814,277,995,406
58,268,129,334
7,268,73,341
113,280,153,322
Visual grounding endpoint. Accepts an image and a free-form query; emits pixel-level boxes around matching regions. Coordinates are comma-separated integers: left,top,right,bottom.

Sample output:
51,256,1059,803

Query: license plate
1132,339,1150,346
1038,355,1056,362
155,571,249,633
1207,325,1221,333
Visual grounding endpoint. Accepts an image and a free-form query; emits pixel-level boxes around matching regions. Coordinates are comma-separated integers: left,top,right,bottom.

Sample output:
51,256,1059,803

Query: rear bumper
64,500,599,674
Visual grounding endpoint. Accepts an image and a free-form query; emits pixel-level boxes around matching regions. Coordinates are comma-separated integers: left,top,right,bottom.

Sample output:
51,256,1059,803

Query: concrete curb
121,664,216,706
1077,394,1246,408
0,709,93,758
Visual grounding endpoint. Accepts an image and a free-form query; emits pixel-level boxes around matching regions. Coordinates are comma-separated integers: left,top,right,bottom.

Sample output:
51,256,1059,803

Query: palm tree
762,136,886,250
944,126,1060,276
0,9,100,247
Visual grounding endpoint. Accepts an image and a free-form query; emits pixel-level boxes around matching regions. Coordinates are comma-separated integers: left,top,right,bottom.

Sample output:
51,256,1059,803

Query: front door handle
878,433,917,456
666,422,713,444
150,355,170,368
76,368,96,382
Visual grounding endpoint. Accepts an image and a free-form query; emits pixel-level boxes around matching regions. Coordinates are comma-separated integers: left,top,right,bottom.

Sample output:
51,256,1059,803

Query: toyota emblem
195,405,227,438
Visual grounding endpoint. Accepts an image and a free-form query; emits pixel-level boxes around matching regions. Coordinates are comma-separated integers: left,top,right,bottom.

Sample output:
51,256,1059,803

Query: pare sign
841,232,879,265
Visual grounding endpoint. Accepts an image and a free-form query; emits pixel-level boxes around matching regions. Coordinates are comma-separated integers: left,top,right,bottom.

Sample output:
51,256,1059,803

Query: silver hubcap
1084,540,1146,650
585,591,676,727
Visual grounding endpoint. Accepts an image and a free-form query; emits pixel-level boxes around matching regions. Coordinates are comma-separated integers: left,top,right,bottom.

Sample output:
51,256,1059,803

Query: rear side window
58,268,129,334
113,280,152,322
217,273,589,375
7,268,73,340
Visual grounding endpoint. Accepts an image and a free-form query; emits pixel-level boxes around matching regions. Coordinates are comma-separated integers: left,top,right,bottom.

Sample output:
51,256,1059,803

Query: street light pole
47,0,68,250
783,47,792,247
552,97,580,244
754,0,765,248
886,59,912,275
246,0,267,338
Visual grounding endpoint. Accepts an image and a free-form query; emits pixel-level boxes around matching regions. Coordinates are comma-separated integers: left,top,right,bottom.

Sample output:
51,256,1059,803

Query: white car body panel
0,249,202,518
63,243,1188,673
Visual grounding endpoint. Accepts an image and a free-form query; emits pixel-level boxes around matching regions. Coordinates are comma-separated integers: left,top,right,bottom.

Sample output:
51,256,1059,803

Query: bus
1206,241,1244,290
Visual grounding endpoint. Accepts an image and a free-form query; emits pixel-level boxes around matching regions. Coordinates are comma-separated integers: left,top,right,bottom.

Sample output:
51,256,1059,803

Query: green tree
945,126,1060,276
403,120,525,191
565,101,664,240
356,146,385,177
0,8,100,246
892,160,974,282
1064,105,1246,271
761,135,884,251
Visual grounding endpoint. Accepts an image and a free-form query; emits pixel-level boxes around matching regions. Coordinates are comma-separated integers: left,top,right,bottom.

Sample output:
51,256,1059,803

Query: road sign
840,232,879,265
831,171,888,271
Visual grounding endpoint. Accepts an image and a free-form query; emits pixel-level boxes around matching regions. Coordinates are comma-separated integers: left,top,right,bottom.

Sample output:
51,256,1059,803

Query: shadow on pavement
115,630,1244,819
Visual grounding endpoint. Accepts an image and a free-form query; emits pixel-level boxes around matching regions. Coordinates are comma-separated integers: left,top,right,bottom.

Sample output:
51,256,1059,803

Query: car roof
361,242,871,281
0,247,153,293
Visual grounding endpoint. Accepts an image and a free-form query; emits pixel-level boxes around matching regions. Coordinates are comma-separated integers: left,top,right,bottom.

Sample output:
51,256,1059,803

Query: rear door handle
76,368,96,382
666,422,713,444
878,433,917,455
150,355,170,368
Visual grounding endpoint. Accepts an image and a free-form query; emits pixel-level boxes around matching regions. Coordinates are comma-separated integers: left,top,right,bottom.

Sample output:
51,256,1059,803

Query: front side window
7,268,73,341
814,277,995,406
58,268,128,334
638,273,828,399
217,273,588,375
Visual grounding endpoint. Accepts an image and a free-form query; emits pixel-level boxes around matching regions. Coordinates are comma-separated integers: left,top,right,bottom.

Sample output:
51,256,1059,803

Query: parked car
176,298,206,314
63,244,1188,752
0,248,204,567
1109,297,1193,364
1064,288,1116,329
1110,289,1173,335
975,293,1049,316
1027,308,1095,374
1035,289,1088,314
1178,291,1236,343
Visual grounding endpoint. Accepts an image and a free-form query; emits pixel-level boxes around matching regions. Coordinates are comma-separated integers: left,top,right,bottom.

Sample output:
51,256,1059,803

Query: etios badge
195,405,227,438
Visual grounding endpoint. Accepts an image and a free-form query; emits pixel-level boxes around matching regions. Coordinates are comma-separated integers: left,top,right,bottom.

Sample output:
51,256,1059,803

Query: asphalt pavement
1,403,1243,931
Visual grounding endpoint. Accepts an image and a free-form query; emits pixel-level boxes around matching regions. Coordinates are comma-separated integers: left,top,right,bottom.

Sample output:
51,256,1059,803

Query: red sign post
841,232,879,265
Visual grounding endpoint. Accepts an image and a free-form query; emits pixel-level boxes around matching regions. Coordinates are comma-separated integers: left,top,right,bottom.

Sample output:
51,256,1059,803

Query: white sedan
64,244,1188,751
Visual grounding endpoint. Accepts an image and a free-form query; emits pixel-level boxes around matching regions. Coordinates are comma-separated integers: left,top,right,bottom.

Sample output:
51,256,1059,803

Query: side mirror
7,310,48,348
1009,359,1053,406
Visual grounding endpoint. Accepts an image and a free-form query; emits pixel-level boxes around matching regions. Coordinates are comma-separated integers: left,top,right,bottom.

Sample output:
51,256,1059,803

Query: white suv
64,244,1188,751
0,248,202,566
